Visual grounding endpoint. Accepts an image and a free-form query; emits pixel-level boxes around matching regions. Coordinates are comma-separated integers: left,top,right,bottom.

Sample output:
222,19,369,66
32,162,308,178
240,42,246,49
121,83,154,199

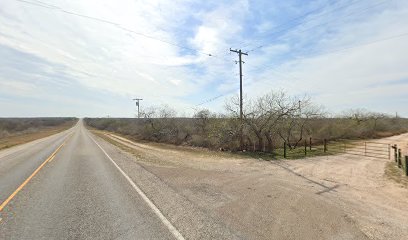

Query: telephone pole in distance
230,48,248,150
132,98,143,118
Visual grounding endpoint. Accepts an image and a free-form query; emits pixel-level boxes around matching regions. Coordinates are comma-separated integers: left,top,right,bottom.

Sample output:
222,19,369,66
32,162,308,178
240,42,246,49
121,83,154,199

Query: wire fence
392,145,408,176
242,137,407,176
243,137,393,160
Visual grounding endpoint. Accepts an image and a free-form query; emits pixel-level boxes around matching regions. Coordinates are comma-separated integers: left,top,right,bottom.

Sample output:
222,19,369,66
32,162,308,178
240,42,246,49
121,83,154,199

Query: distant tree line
85,91,408,152
0,117,77,138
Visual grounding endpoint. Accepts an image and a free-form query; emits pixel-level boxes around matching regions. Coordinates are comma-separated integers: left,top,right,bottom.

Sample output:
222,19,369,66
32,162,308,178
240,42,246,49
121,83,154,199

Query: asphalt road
0,120,175,239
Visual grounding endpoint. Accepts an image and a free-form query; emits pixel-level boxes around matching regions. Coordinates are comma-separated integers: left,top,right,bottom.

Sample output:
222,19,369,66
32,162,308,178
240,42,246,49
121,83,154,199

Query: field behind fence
248,137,408,177
244,138,393,160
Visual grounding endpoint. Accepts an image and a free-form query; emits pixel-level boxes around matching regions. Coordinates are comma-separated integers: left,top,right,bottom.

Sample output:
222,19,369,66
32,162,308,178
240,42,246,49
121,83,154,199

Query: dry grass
384,161,408,187
92,128,408,240
0,120,76,150
91,130,145,159
90,129,246,160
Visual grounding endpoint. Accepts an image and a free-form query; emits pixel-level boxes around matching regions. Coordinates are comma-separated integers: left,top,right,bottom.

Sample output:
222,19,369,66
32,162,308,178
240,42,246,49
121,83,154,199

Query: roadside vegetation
0,117,77,150
85,91,408,156
385,161,408,187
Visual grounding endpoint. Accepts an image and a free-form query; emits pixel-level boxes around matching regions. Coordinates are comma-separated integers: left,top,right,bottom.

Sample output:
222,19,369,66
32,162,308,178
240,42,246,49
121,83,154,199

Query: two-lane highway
0,120,176,239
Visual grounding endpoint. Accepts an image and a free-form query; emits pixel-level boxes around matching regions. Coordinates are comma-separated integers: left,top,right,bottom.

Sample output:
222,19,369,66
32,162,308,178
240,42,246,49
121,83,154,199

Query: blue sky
0,0,407,117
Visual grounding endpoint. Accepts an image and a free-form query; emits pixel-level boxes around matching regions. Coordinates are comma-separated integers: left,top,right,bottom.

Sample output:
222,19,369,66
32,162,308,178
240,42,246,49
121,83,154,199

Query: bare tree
138,105,179,142
193,109,214,134
263,92,298,152
343,108,371,125
276,96,323,149
225,91,322,152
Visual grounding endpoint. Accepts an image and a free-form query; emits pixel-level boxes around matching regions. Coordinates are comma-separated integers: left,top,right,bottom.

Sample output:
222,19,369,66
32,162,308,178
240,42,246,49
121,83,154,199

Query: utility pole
299,100,301,116
132,98,143,118
230,48,248,150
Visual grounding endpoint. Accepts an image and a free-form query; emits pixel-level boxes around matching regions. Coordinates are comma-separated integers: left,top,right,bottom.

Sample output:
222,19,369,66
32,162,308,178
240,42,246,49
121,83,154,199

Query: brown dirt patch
0,121,76,150
96,130,408,239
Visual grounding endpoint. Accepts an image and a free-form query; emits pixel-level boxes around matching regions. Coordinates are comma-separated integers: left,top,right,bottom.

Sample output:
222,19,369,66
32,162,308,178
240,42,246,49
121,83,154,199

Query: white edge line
87,132,185,240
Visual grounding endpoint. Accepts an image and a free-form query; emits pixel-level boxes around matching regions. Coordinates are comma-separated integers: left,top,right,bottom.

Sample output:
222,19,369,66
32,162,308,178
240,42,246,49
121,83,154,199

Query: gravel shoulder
95,131,408,239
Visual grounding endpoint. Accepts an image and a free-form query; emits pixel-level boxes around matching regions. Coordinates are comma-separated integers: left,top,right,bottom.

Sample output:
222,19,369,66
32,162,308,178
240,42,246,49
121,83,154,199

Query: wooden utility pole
230,48,248,150
132,98,143,118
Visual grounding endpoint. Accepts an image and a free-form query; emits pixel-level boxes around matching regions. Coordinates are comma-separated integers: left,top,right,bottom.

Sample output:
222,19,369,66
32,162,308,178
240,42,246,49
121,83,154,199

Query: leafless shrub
85,92,407,153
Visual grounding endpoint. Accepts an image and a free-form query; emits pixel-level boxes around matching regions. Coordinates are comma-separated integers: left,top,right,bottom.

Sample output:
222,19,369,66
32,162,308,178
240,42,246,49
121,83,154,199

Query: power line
240,0,388,49
14,0,216,57
191,86,240,112
241,31,408,95
245,31,408,77
14,0,239,98
292,31,408,59
247,45,264,53
276,0,389,42
194,94,228,107
238,1,360,48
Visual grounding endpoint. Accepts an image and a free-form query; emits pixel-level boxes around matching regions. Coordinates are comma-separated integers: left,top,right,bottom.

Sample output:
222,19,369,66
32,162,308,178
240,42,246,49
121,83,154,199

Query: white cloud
0,0,407,117
242,0,408,116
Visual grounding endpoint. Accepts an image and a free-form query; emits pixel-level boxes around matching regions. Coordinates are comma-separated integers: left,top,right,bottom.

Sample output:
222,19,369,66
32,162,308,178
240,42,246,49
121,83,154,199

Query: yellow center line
47,155,56,163
0,133,73,212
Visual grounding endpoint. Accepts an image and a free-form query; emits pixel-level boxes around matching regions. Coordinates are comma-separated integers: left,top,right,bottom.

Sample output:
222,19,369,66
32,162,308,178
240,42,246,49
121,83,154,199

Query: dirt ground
0,121,76,150
101,132,408,240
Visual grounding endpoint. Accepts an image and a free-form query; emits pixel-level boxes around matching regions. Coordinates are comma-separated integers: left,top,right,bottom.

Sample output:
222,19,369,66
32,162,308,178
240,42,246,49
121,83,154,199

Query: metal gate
328,140,391,159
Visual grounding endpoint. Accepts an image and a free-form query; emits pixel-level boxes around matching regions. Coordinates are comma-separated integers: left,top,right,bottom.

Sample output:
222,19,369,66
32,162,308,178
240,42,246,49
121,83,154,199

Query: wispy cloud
0,0,407,117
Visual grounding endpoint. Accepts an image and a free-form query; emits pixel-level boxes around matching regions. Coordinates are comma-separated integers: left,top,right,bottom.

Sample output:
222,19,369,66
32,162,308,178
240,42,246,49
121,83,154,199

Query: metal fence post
324,139,327,153
309,137,312,151
284,142,287,159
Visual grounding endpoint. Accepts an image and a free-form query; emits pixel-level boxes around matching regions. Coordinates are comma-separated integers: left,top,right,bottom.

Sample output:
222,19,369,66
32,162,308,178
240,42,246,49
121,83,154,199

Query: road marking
88,133,185,240
0,133,72,212
48,133,73,164
47,155,56,163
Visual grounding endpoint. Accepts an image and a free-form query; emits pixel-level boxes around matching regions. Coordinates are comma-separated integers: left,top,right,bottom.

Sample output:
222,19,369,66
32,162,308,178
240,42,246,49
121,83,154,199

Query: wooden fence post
304,139,307,156
309,137,312,151
398,149,402,168
284,142,287,159
388,144,390,160
364,142,367,156
324,139,327,153
405,156,408,176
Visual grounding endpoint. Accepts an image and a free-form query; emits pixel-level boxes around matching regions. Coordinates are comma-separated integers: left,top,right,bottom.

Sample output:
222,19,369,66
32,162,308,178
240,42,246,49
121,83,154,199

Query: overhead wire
13,0,405,110
15,0,240,90
15,0,216,57
240,0,388,49
276,0,389,42
26,1,234,62
238,0,362,48
244,31,408,77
